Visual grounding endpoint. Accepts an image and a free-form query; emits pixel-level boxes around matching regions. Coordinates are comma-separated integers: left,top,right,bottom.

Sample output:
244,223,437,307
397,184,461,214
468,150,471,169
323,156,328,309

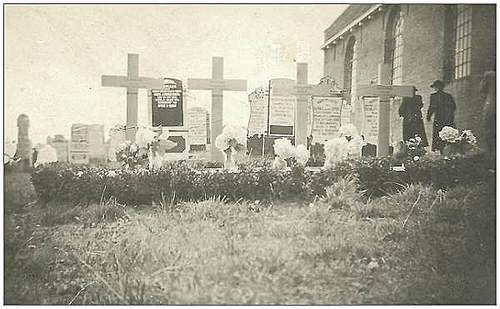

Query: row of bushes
31,153,492,206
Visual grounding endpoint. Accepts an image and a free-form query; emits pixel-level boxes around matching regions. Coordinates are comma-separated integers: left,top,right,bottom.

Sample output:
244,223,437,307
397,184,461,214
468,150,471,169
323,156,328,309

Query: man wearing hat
426,80,456,153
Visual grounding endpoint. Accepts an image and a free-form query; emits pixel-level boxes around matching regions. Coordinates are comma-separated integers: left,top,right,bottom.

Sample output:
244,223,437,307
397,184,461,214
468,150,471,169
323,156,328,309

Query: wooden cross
357,63,415,156
102,53,163,141
187,57,247,162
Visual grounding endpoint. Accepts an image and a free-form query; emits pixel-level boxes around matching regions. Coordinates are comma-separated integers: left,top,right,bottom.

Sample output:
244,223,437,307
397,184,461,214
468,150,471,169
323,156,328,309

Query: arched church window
387,8,404,85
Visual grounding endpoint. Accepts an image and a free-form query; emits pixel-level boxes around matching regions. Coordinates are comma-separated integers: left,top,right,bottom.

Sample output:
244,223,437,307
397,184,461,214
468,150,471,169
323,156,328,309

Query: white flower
215,124,246,151
272,156,287,170
324,137,349,167
294,144,310,165
413,156,420,161
129,143,139,153
75,171,84,177
439,126,460,143
273,138,295,159
107,170,117,177
346,136,365,158
136,127,157,148
215,133,230,151
339,124,359,138
462,130,477,145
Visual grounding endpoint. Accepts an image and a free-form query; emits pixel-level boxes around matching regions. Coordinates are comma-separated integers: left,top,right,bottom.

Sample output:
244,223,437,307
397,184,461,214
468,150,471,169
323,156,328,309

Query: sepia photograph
3,1,496,305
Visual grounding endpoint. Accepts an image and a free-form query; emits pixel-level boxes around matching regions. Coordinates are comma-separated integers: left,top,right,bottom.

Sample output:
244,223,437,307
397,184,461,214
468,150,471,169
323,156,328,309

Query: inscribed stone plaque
309,96,342,143
362,97,380,145
268,79,295,136
152,78,183,127
247,88,268,136
70,124,89,164
187,108,208,146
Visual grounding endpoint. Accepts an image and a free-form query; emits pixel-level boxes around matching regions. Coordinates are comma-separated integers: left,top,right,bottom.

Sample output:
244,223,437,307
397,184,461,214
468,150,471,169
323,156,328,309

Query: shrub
31,152,491,206
321,175,363,209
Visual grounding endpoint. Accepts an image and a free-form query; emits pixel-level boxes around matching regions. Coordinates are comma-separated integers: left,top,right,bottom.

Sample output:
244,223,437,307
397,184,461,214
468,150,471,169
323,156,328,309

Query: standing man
399,87,429,147
426,80,456,153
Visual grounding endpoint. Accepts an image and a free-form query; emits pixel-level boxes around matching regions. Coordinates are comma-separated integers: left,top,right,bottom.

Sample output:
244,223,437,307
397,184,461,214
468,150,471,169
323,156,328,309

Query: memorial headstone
248,87,269,137
107,125,126,162
151,78,184,127
269,78,295,136
247,87,269,156
47,134,70,162
34,143,58,167
309,96,343,143
70,124,89,164
187,107,209,152
88,124,106,163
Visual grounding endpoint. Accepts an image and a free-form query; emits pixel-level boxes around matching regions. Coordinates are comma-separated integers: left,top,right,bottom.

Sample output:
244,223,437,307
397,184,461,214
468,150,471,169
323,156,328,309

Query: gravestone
87,124,106,164
187,107,209,152
102,53,163,141
309,76,345,144
16,114,32,169
47,134,70,162
70,124,89,164
269,78,296,136
151,78,184,127
247,87,269,156
188,57,247,162
34,143,58,167
299,76,344,161
107,125,126,162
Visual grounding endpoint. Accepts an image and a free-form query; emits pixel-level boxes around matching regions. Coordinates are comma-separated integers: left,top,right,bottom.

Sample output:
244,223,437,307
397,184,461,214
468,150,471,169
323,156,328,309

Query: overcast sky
5,4,346,144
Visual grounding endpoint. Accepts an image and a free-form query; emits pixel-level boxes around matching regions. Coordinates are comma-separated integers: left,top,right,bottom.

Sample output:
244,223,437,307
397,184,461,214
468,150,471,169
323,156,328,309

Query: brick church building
322,4,495,148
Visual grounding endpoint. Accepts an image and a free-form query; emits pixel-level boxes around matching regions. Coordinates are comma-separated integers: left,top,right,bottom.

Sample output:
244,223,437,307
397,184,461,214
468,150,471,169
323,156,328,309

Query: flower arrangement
215,125,247,170
323,124,366,167
324,137,349,167
272,138,311,169
439,126,477,155
115,140,149,169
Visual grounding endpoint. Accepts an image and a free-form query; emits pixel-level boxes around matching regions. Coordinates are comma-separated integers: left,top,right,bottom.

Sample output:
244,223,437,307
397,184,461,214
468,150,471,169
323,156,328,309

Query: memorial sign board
151,78,183,127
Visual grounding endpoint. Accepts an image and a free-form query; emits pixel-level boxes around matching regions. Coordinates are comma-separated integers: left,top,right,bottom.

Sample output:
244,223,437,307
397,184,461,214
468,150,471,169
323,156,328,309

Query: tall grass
4,172,494,304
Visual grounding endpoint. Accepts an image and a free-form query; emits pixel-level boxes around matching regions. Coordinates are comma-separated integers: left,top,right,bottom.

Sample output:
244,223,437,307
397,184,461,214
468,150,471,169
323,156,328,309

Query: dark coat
399,95,429,147
426,90,456,151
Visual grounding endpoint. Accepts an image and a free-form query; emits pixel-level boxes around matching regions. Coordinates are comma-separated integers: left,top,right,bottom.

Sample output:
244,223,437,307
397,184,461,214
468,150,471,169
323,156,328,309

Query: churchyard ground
4,168,495,305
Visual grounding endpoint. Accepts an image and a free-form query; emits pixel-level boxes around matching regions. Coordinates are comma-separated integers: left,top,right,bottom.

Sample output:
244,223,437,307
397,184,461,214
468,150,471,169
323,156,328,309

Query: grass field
4,171,496,304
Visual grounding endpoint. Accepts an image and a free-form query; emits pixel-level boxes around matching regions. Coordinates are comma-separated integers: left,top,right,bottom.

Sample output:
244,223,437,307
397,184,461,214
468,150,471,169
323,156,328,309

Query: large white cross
188,57,247,162
357,63,415,156
102,53,163,141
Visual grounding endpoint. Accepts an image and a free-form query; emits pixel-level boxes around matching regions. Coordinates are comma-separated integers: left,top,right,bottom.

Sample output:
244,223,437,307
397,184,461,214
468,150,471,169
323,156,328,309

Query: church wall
323,4,496,146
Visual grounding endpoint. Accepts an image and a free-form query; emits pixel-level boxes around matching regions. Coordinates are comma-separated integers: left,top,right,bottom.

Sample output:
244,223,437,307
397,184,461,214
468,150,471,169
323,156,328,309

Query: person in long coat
426,80,456,153
399,87,429,147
